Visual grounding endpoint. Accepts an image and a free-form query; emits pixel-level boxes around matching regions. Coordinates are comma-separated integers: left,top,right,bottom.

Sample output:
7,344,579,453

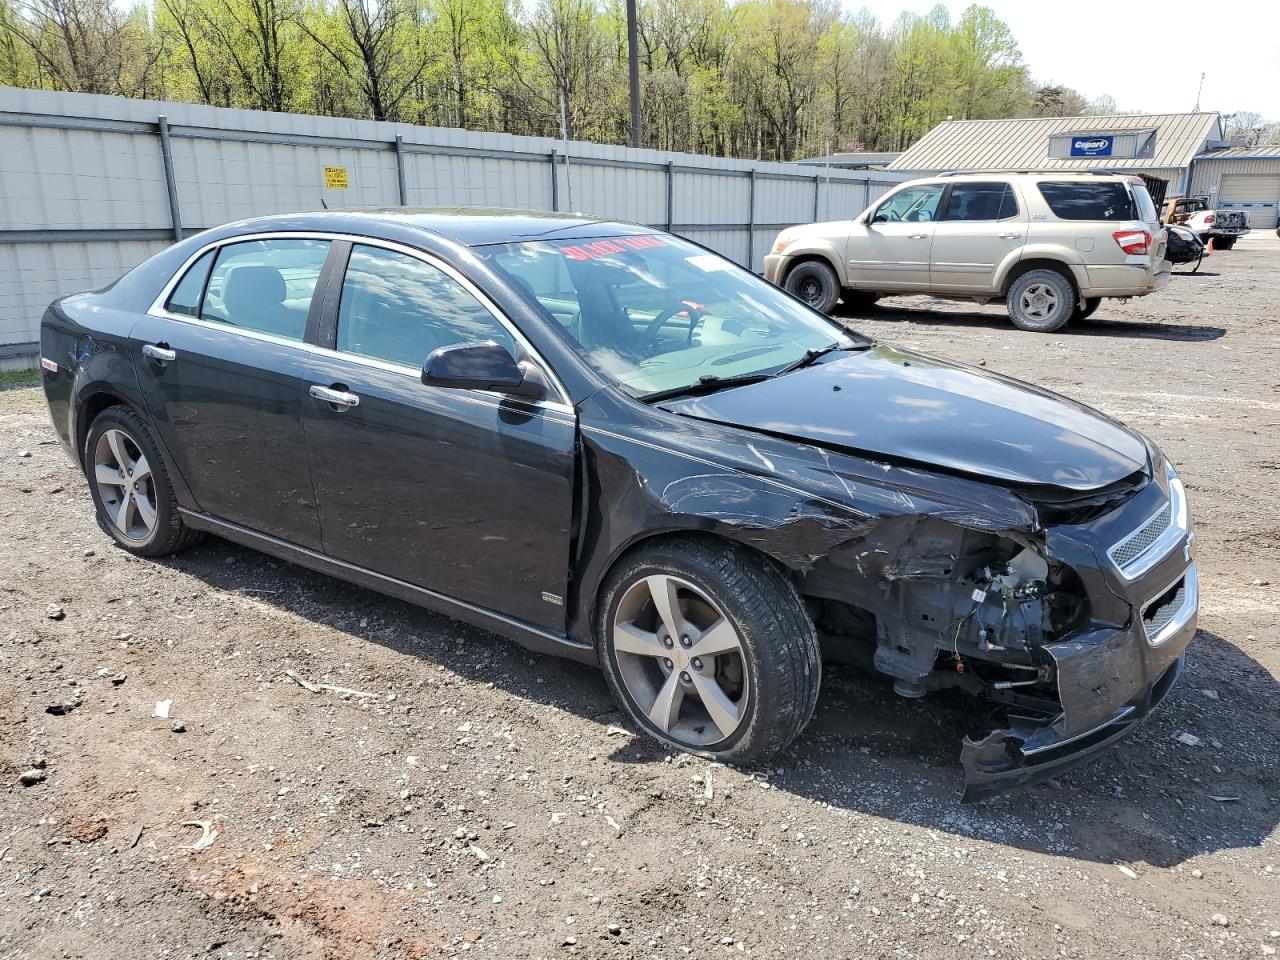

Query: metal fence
0,86,907,363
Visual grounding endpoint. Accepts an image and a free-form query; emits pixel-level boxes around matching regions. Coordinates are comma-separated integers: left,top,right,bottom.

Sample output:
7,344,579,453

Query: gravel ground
1,235,1277,960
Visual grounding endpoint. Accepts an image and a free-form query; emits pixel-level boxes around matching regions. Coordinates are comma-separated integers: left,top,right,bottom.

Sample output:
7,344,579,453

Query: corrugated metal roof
889,113,1222,172
1198,145,1280,160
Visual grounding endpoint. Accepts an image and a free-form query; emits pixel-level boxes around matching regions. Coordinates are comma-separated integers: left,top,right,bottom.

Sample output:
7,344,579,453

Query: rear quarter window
1037,182,1136,221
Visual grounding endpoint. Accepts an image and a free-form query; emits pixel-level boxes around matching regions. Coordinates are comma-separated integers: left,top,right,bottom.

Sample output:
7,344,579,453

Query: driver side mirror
421,341,545,400
869,213,888,225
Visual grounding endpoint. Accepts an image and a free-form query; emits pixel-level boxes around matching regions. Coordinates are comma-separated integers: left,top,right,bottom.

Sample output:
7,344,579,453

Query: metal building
1189,146,1280,230
891,114,1204,205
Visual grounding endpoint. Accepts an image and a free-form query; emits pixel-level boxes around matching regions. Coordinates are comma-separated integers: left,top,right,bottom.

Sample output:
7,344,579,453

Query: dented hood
660,345,1150,491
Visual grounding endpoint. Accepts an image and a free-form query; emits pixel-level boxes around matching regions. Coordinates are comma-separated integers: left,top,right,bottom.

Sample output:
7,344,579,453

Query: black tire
1007,268,1075,332
1215,236,1236,250
84,406,202,557
596,537,820,764
842,290,881,312
1073,297,1102,322
783,259,841,314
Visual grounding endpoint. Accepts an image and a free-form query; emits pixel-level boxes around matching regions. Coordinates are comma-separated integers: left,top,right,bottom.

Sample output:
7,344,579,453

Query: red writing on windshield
561,236,667,261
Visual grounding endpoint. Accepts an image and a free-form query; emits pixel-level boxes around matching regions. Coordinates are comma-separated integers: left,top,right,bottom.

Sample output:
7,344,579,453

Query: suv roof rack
935,169,1122,177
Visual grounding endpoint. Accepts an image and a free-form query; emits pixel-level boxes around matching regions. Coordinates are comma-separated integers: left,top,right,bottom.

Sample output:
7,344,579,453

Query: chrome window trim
1107,463,1188,581
145,230,574,416
1140,561,1198,647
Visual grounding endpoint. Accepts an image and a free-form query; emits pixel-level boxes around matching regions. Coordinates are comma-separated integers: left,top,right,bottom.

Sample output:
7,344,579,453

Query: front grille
1142,577,1185,640
1109,500,1172,570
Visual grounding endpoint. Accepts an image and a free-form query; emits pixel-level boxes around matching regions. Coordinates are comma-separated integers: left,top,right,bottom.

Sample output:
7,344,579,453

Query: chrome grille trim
1109,500,1172,569
1140,562,1198,647
1107,463,1189,580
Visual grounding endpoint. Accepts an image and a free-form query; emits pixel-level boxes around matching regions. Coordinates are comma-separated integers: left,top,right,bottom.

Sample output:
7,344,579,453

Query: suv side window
1037,182,1136,221
336,244,516,369
941,182,1018,221
200,238,331,341
873,184,945,223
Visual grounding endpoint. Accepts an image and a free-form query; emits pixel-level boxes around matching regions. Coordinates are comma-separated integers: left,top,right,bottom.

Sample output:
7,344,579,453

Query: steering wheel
640,300,706,347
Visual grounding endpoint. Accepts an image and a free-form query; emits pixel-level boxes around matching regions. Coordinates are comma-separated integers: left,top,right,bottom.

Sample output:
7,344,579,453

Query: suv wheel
784,260,840,314
596,537,820,764
85,406,202,557
1007,269,1074,332
1215,236,1236,250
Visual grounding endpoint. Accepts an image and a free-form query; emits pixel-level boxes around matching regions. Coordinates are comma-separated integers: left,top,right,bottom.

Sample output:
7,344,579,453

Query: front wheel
1007,269,1075,332
85,406,202,557
783,260,841,314
596,538,820,763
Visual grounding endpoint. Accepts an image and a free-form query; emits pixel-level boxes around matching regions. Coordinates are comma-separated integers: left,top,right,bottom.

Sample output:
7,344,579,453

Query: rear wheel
596,537,820,763
1215,235,1237,250
784,260,840,314
1007,268,1075,332
1073,297,1102,322
85,407,202,557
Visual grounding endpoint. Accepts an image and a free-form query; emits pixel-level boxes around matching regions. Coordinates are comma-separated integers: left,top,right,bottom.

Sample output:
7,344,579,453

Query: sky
853,0,1280,119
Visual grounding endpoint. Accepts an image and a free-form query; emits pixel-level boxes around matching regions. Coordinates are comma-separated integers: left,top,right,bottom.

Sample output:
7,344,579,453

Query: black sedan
39,210,1198,800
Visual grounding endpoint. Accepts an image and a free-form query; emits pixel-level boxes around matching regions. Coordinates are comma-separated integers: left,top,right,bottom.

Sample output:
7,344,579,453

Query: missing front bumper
960,653,1185,803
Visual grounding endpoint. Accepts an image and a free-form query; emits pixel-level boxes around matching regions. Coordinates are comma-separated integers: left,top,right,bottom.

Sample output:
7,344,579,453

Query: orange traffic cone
1205,236,1215,251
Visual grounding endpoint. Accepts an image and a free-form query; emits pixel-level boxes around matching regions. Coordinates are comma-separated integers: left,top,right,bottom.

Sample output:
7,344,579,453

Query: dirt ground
1,234,1277,960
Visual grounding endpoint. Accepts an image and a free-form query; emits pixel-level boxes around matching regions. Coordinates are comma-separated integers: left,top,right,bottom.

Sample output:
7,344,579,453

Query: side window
165,250,215,317
1037,182,1136,221
941,183,1018,221
873,185,945,223
336,244,516,369
200,238,330,341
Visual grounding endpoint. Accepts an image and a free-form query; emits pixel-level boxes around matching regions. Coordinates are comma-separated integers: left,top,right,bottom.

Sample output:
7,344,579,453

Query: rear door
132,236,336,550
929,181,1023,291
846,183,944,290
301,241,577,633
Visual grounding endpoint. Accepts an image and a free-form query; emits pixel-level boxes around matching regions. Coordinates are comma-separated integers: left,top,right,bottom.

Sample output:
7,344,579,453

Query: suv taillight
1112,229,1151,255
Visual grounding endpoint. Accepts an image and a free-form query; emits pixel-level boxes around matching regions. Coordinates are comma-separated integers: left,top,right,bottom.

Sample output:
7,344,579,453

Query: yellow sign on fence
324,166,349,189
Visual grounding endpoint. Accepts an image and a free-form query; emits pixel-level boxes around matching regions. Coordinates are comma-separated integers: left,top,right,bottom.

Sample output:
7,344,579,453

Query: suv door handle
310,384,360,409
997,232,1022,239
142,343,176,363
908,232,929,239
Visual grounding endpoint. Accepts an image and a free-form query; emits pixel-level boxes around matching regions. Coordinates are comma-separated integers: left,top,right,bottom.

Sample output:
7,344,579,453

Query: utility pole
625,0,642,148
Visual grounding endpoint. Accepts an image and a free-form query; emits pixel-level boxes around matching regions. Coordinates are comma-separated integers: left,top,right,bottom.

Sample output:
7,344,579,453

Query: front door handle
908,233,929,240
310,384,360,410
142,343,176,363
997,232,1022,239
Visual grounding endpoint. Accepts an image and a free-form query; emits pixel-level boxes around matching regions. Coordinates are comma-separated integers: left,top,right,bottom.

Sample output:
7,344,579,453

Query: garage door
1218,174,1280,229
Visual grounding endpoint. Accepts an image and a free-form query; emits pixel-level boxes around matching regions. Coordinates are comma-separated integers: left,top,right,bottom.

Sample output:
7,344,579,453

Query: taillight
1112,229,1151,255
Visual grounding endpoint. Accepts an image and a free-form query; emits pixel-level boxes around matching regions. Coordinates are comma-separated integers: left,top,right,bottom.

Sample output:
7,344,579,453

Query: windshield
476,235,859,397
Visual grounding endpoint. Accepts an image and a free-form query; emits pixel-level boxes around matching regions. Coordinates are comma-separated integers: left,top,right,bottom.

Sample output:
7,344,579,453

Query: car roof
219,208,659,247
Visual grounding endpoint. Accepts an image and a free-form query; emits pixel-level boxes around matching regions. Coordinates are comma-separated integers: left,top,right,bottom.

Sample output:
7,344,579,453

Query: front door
847,183,944,290
929,181,1024,291
302,242,577,633
132,237,334,550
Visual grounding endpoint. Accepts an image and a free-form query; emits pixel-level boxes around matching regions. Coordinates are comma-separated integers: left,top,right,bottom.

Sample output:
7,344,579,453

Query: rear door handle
908,233,929,240
310,384,360,409
998,232,1022,239
142,343,176,363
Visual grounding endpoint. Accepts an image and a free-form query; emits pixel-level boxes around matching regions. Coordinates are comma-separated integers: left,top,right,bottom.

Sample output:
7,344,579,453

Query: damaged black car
39,210,1198,801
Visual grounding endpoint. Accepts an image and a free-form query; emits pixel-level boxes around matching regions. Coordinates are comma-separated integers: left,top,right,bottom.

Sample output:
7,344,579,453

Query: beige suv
763,172,1170,332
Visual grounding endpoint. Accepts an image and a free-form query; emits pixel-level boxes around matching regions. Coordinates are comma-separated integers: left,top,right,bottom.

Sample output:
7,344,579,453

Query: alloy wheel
1019,282,1059,321
93,428,158,541
611,574,748,747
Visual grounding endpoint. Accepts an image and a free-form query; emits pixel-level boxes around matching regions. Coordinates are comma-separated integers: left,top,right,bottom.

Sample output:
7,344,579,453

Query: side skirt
179,509,598,666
